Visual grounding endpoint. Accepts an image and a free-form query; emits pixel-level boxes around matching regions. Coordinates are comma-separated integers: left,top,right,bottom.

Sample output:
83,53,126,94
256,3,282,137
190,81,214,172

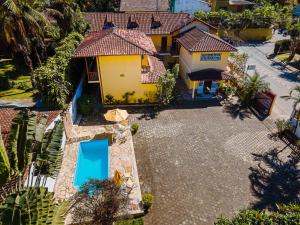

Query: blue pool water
73,140,109,188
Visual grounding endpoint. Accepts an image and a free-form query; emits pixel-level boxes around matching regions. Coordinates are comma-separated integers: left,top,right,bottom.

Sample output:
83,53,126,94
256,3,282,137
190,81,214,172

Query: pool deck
54,122,143,218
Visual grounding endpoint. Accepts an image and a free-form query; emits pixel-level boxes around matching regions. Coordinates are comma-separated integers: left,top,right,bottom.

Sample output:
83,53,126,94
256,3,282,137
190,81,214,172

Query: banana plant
34,121,64,187
0,187,69,225
8,110,48,175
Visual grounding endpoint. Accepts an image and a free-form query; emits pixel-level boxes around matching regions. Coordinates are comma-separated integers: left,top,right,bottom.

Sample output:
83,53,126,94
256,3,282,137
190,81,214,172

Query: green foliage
35,121,64,179
71,179,129,225
157,66,177,105
274,39,291,55
229,53,249,77
275,119,292,133
0,187,69,225
77,94,96,116
171,64,179,79
0,128,10,184
195,5,287,30
142,193,153,212
116,217,144,225
8,111,37,174
131,123,139,135
76,0,120,12
122,91,135,104
32,32,83,109
215,203,300,225
237,73,270,105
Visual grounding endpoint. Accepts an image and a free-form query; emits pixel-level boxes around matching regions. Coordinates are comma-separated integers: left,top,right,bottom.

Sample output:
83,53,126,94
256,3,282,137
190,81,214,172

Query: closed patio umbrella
104,108,128,122
113,170,123,187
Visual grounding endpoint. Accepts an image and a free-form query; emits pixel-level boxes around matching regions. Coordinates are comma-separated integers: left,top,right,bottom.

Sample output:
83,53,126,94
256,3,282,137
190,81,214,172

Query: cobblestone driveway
131,101,292,225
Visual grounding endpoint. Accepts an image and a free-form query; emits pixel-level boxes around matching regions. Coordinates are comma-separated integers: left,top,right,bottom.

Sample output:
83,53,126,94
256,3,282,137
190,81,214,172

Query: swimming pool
73,140,109,188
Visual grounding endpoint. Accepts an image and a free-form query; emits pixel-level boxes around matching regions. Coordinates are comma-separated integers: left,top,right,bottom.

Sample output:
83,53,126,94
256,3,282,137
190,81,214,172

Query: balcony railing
142,65,151,74
87,72,99,83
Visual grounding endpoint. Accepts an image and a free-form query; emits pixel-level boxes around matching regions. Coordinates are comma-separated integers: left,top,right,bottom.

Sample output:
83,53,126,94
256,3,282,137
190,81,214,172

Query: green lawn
0,58,34,100
115,218,144,225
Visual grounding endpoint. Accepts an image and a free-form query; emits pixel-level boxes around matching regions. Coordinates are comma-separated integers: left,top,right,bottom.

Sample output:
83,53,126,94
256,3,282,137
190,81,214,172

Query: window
200,53,221,61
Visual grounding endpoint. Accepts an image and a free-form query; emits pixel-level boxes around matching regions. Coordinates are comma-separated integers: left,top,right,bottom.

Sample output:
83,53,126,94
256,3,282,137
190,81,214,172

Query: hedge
32,32,83,109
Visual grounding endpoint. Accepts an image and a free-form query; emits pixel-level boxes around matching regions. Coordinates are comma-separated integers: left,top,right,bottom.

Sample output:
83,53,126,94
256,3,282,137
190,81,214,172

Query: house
83,12,217,65
170,0,211,14
73,12,226,103
177,28,237,99
120,0,169,12
211,0,255,12
73,28,166,103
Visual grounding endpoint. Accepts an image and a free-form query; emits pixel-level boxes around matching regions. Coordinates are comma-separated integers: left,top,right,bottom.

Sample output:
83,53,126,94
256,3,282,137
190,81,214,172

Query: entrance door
203,81,212,94
161,37,167,52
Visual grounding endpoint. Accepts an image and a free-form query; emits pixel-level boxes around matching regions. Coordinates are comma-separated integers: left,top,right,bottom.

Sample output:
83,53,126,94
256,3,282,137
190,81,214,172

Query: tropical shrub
7,110,47,175
116,218,144,225
77,94,96,116
157,66,177,105
131,123,139,135
215,203,300,225
237,73,270,105
35,121,64,184
195,5,283,30
0,187,69,225
142,193,153,212
275,119,292,133
274,39,291,55
71,179,129,225
0,128,10,184
32,32,83,109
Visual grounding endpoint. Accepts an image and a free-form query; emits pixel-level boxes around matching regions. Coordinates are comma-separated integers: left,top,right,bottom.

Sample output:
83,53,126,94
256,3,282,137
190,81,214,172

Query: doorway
161,37,167,52
203,81,212,94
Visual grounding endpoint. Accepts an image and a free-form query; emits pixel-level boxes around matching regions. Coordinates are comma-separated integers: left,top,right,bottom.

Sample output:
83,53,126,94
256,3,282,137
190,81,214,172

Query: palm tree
238,73,270,105
0,187,69,225
288,23,300,62
282,86,300,132
0,0,50,70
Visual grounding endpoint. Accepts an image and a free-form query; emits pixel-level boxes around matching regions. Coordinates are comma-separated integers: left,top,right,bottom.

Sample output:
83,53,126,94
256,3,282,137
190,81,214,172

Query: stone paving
54,121,143,223
130,100,298,225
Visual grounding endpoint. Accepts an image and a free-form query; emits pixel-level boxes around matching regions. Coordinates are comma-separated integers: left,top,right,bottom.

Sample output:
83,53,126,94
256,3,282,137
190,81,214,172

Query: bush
0,76,10,90
77,94,96,116
274,39,291,55
142,193,153,212
115,218,144,225
275,119,292,133
215,203,300,224
131,123,139,135
32,32,83,109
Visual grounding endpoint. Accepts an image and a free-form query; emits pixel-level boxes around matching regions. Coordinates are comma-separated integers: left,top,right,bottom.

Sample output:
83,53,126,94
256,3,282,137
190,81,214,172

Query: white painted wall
173,0,211,14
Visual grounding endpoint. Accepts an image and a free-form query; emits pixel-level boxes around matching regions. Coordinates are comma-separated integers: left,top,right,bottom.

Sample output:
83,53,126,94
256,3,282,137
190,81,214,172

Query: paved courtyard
131,100,299,225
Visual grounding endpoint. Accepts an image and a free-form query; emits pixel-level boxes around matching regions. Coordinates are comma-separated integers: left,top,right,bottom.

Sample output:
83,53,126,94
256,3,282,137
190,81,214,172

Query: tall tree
0,0,50,70
71,179,129,225
288,23,300,61
75,0,120,12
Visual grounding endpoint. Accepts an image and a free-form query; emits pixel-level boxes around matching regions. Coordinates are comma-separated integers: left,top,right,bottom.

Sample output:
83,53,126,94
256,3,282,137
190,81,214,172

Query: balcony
87,72,99,83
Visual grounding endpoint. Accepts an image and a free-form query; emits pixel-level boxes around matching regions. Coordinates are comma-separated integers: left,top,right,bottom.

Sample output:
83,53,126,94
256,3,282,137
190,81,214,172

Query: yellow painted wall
239,28,273,41
150,34,173,52
179,46,230,89
97,55,157,103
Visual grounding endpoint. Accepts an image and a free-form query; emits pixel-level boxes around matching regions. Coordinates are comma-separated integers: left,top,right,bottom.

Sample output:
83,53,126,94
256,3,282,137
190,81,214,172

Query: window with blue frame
200,53,221,61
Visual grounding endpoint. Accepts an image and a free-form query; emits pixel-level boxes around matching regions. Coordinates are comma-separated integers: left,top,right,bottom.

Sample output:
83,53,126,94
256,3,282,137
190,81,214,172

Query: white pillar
192,81,195,99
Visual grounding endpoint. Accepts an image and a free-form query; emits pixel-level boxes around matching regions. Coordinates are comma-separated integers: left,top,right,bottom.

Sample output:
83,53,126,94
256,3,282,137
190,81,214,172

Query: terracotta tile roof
84,12,191,35
0,108,61,147
74,28,157,57
177,28,237,52
120,0,169,12
141,56,166,83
